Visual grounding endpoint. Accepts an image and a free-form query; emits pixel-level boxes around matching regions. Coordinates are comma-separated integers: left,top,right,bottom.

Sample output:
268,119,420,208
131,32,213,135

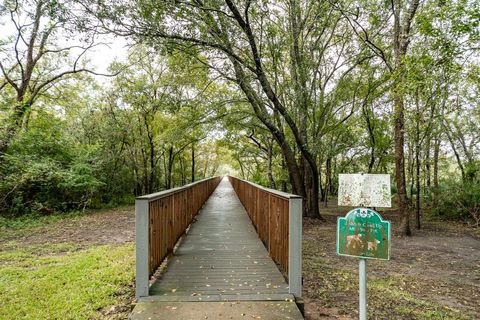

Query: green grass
0,242,135,320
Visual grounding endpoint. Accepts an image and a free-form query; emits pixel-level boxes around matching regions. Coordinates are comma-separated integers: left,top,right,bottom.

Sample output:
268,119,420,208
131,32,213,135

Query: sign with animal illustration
336,208,391,260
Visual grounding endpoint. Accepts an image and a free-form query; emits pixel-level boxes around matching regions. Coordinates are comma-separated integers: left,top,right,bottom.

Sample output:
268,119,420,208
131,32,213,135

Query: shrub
0,116,104,215
432,180,480,227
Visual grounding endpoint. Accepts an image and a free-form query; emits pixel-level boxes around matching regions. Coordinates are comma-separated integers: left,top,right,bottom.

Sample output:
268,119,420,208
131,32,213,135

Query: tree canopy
0,0,479,233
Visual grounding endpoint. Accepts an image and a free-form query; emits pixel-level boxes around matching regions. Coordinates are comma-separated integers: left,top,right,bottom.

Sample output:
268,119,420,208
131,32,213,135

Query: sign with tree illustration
336,208,391,260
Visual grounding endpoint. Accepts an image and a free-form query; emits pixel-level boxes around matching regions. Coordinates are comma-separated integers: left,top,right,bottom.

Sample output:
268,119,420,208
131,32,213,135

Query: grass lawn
0,208,136,320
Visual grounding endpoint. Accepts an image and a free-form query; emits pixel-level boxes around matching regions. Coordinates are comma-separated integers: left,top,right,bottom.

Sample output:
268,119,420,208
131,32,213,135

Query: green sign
336,208,391,260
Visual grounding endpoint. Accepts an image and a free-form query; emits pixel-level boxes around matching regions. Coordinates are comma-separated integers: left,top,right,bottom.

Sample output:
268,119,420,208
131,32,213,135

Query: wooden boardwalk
131,178,303,319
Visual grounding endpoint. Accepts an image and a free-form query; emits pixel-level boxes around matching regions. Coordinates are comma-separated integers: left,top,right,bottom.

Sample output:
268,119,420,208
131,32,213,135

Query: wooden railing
228,176,302,298
135,176,222,298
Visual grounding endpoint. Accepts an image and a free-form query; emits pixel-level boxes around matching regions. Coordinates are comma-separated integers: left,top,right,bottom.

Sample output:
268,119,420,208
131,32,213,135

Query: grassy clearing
0,241,135,320
303,240,473,320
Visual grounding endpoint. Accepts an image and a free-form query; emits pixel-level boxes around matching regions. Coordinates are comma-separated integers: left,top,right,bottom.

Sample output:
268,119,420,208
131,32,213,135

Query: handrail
229,177,302,200
228,176,302,298
135,176,222,298
136,177,218,201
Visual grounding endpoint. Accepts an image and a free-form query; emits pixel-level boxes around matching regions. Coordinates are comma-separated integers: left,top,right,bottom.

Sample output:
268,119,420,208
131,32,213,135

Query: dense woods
0,0,479,233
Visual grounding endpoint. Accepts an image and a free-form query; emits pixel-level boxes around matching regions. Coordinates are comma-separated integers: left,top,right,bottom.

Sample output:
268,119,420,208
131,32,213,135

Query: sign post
359,258,366,320
337,174,392,320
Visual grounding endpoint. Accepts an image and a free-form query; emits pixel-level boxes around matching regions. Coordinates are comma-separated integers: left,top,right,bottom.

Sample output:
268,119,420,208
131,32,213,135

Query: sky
87,35,130,83
0,10,129,85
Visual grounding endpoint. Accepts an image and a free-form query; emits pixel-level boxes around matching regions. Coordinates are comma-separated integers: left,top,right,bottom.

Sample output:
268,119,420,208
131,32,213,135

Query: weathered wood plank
130,300,304,320
149,178,290,301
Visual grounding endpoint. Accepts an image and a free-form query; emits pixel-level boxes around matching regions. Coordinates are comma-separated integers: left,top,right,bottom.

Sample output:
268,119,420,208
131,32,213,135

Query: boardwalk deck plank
131,178,303,319
148,178,291,300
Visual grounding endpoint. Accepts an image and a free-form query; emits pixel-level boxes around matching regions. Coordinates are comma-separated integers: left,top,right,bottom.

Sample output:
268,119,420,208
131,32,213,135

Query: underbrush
429,180,480,227
0,115,136,216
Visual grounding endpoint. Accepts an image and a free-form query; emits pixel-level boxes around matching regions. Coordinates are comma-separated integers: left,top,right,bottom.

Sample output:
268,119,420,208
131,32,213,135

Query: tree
83,0,380,219
335,0,420,235
0,0,108,156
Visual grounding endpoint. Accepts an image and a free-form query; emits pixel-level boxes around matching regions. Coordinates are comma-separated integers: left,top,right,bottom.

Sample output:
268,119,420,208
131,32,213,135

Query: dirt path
1,206,135,247
303,208,480,320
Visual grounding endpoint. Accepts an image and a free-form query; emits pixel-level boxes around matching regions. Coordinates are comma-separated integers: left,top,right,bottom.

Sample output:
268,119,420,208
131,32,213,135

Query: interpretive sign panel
336,208,391,260
338,174,391,208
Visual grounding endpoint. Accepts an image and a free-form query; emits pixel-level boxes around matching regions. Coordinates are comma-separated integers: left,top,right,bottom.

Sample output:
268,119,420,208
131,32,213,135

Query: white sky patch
0,11,129,85
88,35,129,75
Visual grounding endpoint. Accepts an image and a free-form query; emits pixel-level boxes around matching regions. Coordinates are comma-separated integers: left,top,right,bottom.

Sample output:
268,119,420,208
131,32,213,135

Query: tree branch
0,62,19,92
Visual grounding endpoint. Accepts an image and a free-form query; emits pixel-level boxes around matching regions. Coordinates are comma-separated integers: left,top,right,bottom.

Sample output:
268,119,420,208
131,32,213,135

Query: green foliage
1,0,478,223
0,112,105,215
432,179,480,226
0,43,229,216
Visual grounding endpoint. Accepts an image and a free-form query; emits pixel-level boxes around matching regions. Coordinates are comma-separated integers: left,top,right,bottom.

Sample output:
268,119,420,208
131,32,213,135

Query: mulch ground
303,204,480,319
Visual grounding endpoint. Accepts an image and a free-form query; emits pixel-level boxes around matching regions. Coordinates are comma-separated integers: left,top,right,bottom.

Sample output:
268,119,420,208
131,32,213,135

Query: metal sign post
359,258,367,320
337,174,392,320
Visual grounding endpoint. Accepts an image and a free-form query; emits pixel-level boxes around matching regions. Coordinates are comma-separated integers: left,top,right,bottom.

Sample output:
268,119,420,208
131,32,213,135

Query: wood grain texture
147,177,222,276
149,179,290,300
229,176,290,276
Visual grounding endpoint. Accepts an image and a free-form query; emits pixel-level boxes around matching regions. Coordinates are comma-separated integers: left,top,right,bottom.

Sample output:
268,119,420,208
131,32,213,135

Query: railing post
288,197,302,298
136,198,150,298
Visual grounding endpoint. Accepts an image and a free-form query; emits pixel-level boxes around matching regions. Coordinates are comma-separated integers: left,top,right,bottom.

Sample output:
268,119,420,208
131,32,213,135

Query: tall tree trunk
363,104,376,173
415,94,421,229
433,137,440,207
408,141,414,202
289,0,320,219
425,133,431,188
319,159,325,202
415,151,421,229
166,146,174,189
394,93,411,236
267,139,275,188
148,132,155,194
228,54,306,207
324,157,331,207
180,155,186,185
238,157,246,179
303,158,321,218
191,144,195,183
141,146,149,194
281,159,288,192
219,5,320,218
331,157,338,196
392,0,419,236
203,153,209,178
